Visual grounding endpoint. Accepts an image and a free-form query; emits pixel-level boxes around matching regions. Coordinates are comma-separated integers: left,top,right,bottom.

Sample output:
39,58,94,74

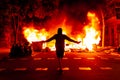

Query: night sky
0,0,106,24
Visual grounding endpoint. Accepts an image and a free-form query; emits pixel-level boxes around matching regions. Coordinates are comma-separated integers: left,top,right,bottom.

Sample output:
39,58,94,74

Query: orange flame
83,26,101,51
23,27,48,43
80,12,101,51
23,12,101,51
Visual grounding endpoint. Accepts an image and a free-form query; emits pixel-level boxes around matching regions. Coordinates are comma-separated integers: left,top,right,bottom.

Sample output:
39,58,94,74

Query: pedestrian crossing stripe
47,58,55,60
63,57,68,60
62,67,69,70
35,68,48,71
0,67,115,71
73,58,82,59
87,58,95,60
100,67,112,70
14,68,27,71
34,58,42,60
57,67,69,70
79,67,91,70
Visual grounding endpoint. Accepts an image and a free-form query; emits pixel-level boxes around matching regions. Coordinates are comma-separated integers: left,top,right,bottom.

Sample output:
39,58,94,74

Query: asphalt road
0,50,120,80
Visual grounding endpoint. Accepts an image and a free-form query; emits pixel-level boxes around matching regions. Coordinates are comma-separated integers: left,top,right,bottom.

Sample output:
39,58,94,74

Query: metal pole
101,9,105,48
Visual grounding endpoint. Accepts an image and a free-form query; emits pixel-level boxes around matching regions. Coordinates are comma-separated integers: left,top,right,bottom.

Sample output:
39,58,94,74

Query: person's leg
58,58,62,70
56,50,64,71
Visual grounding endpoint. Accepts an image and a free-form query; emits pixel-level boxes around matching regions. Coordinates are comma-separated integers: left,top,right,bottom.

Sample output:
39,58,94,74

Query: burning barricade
21,12,101,52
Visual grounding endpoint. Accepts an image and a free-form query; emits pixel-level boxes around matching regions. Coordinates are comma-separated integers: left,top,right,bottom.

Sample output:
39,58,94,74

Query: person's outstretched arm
64,35,81,44
44,34,56,42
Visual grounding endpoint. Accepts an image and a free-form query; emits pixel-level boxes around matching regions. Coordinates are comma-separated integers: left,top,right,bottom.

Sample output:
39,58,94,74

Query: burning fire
83,12,101,51
23,27,48,43
23,12,101,51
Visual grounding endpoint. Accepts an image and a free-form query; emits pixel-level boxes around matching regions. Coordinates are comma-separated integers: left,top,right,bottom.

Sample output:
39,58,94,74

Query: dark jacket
46,34,78,51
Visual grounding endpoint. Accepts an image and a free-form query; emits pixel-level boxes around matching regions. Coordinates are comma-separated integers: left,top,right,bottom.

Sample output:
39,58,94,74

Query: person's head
57,28,62,34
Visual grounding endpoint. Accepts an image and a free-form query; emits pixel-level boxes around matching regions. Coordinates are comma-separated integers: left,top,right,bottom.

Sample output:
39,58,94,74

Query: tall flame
83,27,100,50
82,12,101,51
22,12,101,51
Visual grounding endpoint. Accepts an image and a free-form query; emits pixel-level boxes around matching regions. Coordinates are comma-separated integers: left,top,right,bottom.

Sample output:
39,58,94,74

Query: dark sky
0,0,106,33
0,0,106,21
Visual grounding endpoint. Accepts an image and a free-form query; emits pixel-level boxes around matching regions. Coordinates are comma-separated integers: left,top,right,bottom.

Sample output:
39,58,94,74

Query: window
115,8,120,19
117,24,120,32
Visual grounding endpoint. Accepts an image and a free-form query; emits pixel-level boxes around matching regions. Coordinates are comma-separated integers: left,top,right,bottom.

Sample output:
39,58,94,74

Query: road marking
63,57,68,60
79,67,92,70
87,58,95,60
62,67,69,70
73,58,82,60
57,67,69,70
100,67,112,70
35,68,48,71
47,58,55,60
0,68,6,71
14,68,27,71
34,58,42,60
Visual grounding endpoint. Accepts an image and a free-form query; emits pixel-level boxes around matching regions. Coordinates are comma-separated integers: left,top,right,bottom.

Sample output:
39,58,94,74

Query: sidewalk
0,48,10,53
0,48,10,59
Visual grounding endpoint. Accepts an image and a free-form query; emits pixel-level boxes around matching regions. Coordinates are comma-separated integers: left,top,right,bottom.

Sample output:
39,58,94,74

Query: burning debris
23,27,48,43
23,12,101,52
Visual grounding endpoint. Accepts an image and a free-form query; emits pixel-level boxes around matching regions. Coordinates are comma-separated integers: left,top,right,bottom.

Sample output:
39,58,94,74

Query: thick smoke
43,0,106,36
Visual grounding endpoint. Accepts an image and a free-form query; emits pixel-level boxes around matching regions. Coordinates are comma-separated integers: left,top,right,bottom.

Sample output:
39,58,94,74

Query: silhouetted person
43,28,80,71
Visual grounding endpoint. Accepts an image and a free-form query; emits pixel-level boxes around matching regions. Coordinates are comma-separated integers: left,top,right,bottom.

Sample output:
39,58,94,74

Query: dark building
105,0,120,47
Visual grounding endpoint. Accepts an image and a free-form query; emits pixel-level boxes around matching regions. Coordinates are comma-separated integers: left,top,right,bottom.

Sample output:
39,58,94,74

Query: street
0,49,120,80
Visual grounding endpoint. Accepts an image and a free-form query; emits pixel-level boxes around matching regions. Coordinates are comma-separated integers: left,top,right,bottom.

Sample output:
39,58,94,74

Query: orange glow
23,12,101,51
23,27,48,43
83,27,100,51
82,12,101,51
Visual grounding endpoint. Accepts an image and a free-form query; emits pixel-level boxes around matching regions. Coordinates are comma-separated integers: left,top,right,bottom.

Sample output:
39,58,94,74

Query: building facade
105,0,120,47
